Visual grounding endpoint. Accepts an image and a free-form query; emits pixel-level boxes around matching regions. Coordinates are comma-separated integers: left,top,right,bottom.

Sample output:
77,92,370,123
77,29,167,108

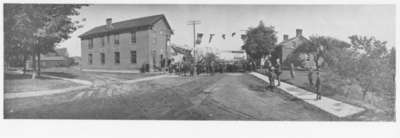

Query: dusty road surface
5,73,335,120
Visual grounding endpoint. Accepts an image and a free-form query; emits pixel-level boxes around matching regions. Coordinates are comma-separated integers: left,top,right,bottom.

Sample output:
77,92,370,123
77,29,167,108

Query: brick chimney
296,29,303,37
283,34,289,41
106,18,113,29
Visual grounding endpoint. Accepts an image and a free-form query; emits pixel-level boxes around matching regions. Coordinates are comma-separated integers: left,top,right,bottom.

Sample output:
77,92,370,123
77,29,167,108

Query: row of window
88,32,137,49
88,51,137,65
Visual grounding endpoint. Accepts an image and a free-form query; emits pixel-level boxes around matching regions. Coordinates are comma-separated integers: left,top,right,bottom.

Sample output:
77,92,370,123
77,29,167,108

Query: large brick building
79,14,173,72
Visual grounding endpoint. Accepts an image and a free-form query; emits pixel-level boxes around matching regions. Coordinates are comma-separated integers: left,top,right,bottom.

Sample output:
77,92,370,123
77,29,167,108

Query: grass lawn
4,73,82,93
41,67,97,82
279,70,334,95
278,70,395,121
280,70,319,91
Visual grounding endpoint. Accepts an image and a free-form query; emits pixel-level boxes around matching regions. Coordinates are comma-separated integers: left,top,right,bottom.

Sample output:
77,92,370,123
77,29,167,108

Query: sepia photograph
2,3,396,122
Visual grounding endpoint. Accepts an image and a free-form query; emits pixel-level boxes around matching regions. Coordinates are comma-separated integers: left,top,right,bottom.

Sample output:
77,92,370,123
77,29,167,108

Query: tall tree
241,21,277,67
349,35,388,58
4,4,36,70
388,47,395,82
291,35,351,97
292,35,351,69
4,4,87,79
347,35,391,99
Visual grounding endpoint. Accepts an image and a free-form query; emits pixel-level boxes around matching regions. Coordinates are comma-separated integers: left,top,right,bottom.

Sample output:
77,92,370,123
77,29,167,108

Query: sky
60,4,396,57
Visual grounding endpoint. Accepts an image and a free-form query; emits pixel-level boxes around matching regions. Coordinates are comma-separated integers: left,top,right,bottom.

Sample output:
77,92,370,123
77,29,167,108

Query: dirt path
5,73,334,120
4,74,222,119
182,73,335,120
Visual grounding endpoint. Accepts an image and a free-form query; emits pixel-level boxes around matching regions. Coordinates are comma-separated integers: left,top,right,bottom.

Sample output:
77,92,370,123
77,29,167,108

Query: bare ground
5,73,335,120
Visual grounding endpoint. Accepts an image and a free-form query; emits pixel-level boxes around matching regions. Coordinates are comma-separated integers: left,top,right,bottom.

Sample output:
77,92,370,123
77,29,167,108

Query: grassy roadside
4,73,82,93
278,70,395,121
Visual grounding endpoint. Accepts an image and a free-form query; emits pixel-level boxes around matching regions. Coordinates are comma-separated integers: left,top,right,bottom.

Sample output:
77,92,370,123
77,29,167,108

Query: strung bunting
241,34,247,41
232,32,236,37
209,34,215,43
197,33,203,38
196,33,204,44
222,34,226,39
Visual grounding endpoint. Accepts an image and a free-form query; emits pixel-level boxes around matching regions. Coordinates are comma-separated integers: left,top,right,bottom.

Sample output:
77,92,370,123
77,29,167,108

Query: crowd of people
260,54,322,100
259,54,282,90
165,59,248,76
160,53,321,100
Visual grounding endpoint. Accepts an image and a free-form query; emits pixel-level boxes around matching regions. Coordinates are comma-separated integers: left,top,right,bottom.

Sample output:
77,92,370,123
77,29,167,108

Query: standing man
210,60,215,76
275,59,282,86
315,68,322,100
290,63,295,79
167,58,172,73
264,55,275,89
306,56,314,87
307,68,314,86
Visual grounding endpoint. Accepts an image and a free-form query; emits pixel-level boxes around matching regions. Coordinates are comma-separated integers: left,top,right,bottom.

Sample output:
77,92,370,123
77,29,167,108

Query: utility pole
187,20,201,76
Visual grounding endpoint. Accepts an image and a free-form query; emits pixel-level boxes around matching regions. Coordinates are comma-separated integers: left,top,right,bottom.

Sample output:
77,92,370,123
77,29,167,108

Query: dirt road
5,73,334,120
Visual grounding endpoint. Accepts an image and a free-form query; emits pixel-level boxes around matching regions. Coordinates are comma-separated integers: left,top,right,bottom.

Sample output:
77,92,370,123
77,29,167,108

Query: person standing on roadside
305,56,314,87
315,68,322,100
264,55,275,89
290,63,295,79
275,59,282,86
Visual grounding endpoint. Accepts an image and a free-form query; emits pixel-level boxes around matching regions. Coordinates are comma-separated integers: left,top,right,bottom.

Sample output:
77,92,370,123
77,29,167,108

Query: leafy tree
4,4,36,71
349,35,388,58
388,47,395,70
241,21,277,67
203,53,217,65
324,35,393,100
291,36,351,88
346,35,392,99
4,4,87,79
388,47,395,82
292,36,351,69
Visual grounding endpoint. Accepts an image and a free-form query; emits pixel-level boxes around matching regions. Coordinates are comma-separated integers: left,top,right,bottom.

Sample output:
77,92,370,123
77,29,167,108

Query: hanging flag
241,34,247,41
196,33,203,44
209,34,215,43
232,32,236,37
222,34,226,39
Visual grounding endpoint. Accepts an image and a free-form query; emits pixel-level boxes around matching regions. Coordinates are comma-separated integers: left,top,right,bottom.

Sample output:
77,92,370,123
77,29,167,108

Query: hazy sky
60,4,395,56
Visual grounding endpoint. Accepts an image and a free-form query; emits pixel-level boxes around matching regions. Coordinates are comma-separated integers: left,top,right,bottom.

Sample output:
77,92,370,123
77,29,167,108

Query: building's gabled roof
278,35,311,49
79,14,173,39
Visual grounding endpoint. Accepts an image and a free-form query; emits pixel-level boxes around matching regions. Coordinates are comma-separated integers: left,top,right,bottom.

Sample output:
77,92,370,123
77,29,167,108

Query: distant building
53,48,69,57
26,48,72,69
71,56,82,65
170,45,192,63
277,29,313,67
218,50,246,63
78,14,173,72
